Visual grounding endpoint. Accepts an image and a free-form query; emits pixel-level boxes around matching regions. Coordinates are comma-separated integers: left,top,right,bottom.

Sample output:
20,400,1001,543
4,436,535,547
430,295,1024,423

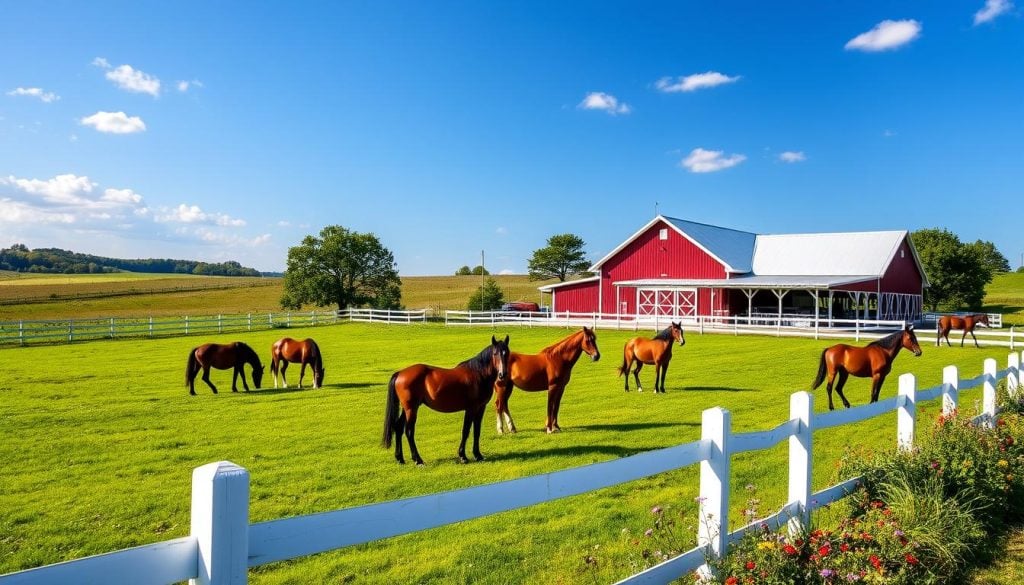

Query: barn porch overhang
611,275,877,290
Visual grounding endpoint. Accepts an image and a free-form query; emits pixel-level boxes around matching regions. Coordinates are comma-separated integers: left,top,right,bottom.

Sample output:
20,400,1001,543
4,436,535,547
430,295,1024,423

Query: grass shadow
573,421,695,432
498,444,651,462
681,385,756,393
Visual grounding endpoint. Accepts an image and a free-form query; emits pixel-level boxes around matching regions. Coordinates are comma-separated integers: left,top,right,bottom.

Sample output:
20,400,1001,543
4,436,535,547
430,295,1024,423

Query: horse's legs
970,329,980,348
471,405,486,461
632,362,644,393
550,386,566,432
657,361,669,393
280,361,289,388
298,362,307,389
271,357,279,388
824,368,837,410
201,365,218,394
232,366,249,392
494,382,512,434
870,374,886,403
404,409,424,465
544,389,557,433
458,410,473,463
393,411,407,464
188,359,197,396
961,330,967,348
834,369,852,409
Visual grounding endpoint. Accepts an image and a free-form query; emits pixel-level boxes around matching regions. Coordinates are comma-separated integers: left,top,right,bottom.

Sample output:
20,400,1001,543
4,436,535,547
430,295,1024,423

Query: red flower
870,554,881,570
745,561,756,570
725,577,738,585
905,553,919,565
783,544,798,556
818,545,830,557
839,543,850,552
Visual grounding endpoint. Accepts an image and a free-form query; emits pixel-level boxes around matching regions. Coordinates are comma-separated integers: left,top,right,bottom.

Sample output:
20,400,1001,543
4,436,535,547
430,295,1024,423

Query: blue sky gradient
1,2,1021,274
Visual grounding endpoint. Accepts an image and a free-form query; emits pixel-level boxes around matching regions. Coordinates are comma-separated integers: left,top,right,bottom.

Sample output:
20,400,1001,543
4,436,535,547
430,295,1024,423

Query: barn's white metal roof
612,275,878,289
752,230,907,277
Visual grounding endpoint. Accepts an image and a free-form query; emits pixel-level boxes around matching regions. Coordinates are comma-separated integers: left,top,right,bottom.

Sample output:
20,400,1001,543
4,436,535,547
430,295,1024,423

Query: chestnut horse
936,313,990,348
811,324,922,410
494,326,601,434
270,337,324,389
382,335,510,465
619,322,686,393
186,341,264,395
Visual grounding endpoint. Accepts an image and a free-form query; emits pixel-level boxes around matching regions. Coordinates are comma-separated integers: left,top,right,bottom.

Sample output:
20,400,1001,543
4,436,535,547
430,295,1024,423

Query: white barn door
637,288,697,318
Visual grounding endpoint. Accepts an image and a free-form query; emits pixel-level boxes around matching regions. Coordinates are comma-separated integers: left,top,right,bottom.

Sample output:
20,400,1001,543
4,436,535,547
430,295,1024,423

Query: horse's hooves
415,461,425,467
396,458,405,465
474,454,485,462
189,391,196,396
457,456,470,464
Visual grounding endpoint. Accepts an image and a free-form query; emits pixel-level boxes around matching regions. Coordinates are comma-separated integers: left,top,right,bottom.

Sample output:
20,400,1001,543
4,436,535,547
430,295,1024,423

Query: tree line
0,244,261,277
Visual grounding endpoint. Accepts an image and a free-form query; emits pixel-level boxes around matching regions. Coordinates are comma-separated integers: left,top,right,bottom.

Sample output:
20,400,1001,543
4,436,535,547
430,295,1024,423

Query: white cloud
176,79,204,92
92,57,110,69
3,173,96,205
102,188,143,204
974,0,1013,24
6,87,60,103
0,173,148,224
80,111,147,134
579,92,631,115
193,227,270,246
496,226,508,236
276,220,292,227
155,203,246,227
845,20,922,52
655,72,740,93
105,64,161,96
779,151,807,163
680,148,746,173
499,269,515,275
0,199,76,224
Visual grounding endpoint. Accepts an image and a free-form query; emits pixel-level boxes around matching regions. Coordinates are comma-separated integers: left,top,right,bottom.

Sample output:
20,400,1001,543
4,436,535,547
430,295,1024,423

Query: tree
467,277,505,310
911,228,992,312
281,225,402,311
528,233,590,282
455,265,472,275
470,265,489,275
968,240,1010,274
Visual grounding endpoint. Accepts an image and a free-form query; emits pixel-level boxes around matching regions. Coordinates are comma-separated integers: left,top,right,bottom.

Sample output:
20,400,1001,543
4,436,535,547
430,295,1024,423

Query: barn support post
813,290,820,339
982,359,997,428
788,391,812,535
897,374,916,451
191,461,250,585
772,289,786,336
697,407,731,580
828,291,834,328
744,289,754,327
942,365,959,416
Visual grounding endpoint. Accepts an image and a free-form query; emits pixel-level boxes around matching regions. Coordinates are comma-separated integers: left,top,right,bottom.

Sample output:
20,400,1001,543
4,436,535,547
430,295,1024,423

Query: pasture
0,322,1009,583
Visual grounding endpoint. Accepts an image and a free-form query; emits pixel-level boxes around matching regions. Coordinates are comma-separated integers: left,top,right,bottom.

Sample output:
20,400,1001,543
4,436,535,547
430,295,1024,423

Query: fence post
287,313,291,327
1010,353,1021,397
855,318,860,342
942,365,958,416
983,358,997,427
1011,326,1015,351
19,320,24,346
697,407,731,580
190,461,249,585
218,314,223,334
149,316,154,337
247,314,252,332
897,373,916,451
185,316,190,336
788,391,812,535
699,315,704,335
68,320,74,343
110,317,115,339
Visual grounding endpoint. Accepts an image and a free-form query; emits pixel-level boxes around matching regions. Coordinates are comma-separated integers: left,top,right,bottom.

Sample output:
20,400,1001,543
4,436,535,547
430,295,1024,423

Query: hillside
0,244,260,276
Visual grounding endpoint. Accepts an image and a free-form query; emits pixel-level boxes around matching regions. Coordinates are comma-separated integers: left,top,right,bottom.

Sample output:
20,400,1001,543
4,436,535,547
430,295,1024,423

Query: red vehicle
501,301,541,313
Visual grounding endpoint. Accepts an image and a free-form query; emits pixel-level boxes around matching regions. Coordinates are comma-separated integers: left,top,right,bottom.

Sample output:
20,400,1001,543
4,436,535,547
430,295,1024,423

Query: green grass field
0,322,1012,583
983,272,1024,326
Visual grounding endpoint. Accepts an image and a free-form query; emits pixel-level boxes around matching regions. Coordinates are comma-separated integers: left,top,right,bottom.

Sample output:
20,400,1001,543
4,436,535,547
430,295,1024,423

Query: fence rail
3,350,1020,585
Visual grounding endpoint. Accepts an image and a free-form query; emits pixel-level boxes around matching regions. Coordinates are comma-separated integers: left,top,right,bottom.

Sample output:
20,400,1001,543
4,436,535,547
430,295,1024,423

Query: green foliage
455,265,488,276
0,244,261,276
466,277,505,310
911,228,993,311
969,240,1011,274
528,233,591,282
455,265,471,275
281,225,402,311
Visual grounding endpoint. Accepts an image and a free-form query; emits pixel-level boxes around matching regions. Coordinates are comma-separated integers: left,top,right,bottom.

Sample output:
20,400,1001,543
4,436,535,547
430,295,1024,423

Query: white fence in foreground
2,352,1021,585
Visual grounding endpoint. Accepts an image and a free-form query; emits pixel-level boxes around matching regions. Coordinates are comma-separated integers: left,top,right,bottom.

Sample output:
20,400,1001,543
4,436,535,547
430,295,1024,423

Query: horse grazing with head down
811,323,922,410
936,313,989,348
186,342,264,395
270,337,324,389
618,321,685,393
382,335,510,465
493,326,600,434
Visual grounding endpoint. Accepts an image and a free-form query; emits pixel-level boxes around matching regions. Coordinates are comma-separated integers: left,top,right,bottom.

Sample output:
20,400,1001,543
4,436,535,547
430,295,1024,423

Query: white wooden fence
2,351,1020,585
0,309,427,347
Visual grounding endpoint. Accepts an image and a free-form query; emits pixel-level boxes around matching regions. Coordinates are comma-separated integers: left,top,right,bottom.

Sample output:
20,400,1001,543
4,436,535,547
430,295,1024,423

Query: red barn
539,216,928,323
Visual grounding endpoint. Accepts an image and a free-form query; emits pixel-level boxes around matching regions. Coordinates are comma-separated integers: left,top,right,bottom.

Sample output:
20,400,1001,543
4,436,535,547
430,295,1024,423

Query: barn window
901,249,905,258
659,228,668,240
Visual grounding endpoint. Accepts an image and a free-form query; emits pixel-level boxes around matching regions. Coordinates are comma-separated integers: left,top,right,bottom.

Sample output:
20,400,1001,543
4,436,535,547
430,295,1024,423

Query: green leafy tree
470,265,489,275
528,233,590,282
467,277,505,310
968,240,1010,274
455,265,472,275
911,228,992,311
281,225,402,311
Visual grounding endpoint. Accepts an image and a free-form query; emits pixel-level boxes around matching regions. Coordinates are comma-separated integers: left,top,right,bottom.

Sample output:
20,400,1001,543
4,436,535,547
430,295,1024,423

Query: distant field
983,272,1024,326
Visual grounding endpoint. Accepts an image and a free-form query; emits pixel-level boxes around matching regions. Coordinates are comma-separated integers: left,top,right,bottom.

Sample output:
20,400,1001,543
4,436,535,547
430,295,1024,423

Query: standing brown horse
936,313,990,348
619,322,686,393
811,324,922,410
270,337,324,389
186,342,264,395
493,326,600,434
382,335,510,465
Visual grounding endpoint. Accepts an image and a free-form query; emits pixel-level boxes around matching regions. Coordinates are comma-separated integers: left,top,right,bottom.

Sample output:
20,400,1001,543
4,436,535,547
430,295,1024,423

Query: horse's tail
185,347,198,387
811,348,828,390
382,372,399,449
617,343,630,377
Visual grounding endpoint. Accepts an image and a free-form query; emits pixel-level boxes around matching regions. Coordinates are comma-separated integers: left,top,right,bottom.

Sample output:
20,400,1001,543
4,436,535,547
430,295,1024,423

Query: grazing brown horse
270,337,324,389
382,335,510,465
811,323,922,410
494,326,601,434
186,342,264,395
619,322,686,393
936,313,990,348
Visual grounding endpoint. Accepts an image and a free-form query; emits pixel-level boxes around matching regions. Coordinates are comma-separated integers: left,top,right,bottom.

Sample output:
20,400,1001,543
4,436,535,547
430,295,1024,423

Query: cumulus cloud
192,227,270,246
680,148,746,173
176,79,204,92
3,173,96,205
104,64,161,96
579,92,631,115
0,173,149,224
92,57,110,69
974,0,1013,24
80,111,146,134
845,20,922,52
0,199,76,224
779,151,807,163
155,203,246,227
655,72,740,93
6,87,60,103
499,269,516,275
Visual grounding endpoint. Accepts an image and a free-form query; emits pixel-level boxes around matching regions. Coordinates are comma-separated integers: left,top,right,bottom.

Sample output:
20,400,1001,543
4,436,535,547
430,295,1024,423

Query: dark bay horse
936,313,990,348
494,326,601,434
270,337,324,389
811,324,922,410
619,322,685,393
382,335,510,465
186,342,264,395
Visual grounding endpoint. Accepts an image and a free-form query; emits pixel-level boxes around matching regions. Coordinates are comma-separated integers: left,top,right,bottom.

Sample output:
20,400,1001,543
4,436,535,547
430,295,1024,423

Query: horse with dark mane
936,313,989,348
494,326,600,434
618,321,685,393
382,335,510,465
811,323,922,410
270,337,325,389
186,342,264,395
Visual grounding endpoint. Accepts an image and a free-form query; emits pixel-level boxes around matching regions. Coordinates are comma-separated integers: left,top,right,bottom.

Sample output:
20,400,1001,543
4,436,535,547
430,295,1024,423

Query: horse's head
491,335,511,382
902,323,922,357
671,321,686,346
313,366,325,389
581,326,601,362
253,364,265,389
977,313,991,327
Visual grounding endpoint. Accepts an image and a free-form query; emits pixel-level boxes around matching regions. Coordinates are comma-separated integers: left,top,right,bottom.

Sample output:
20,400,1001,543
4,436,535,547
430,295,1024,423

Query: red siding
550,280,599,313
879,237,925,294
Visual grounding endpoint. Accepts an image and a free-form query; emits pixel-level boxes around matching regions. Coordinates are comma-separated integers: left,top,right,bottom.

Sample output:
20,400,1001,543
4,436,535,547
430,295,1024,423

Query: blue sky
1,2,1021,274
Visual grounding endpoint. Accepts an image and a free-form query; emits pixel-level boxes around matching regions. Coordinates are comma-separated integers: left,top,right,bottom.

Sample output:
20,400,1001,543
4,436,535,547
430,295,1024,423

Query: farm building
539,215,928,324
